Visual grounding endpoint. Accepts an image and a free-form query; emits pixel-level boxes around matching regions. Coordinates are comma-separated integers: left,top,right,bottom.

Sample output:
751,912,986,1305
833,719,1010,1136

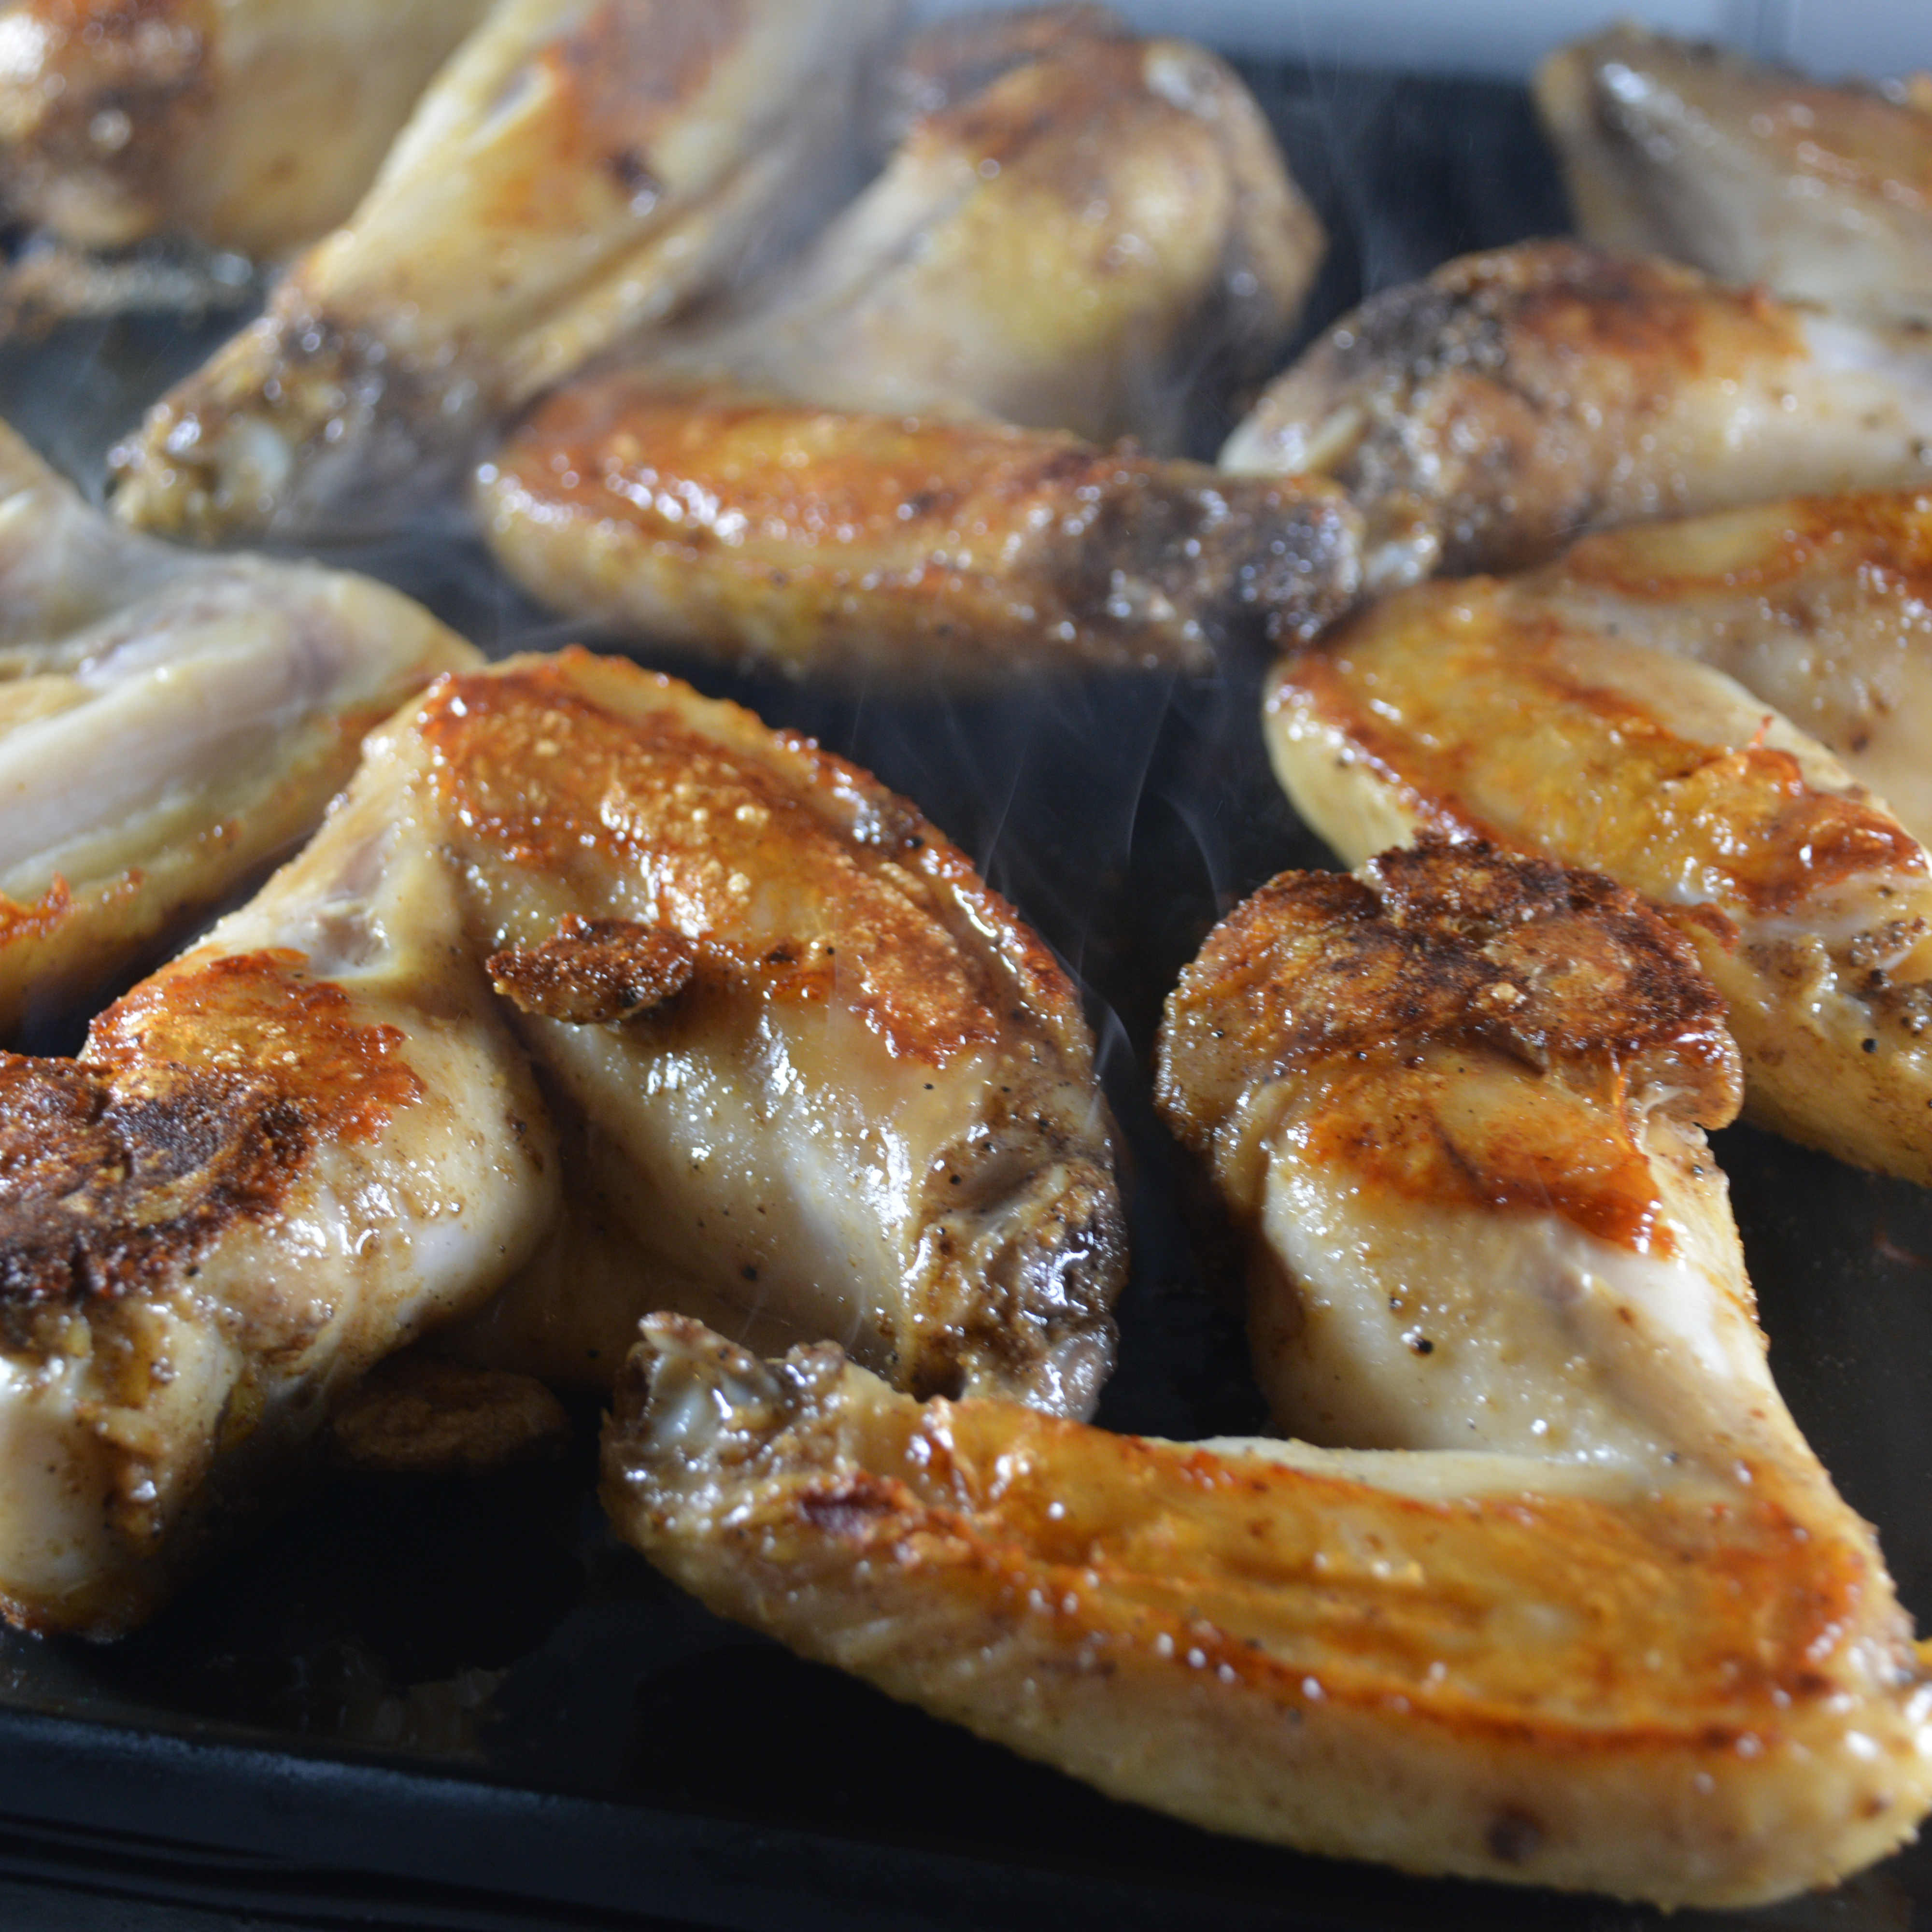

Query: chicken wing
477,381,1363,680
604,838,1932,1908
0,418,476,1036
0,0,492,278
426,650,1125,1415
0,710,561,1636
632,14,1321,450
1536,25,1932,328
1266,576,1932,1187
1513,492,1932,855
107,0,905,543
1220,242,1932,585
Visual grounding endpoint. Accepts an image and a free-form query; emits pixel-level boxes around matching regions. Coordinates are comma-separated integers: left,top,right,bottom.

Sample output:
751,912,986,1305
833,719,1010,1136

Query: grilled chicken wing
478,381,1363,680
0,0,492,284
604,839,1932,1909
1514,492,1932,855
108,0,904,543
632,18,1318,450
1267,578,1932,1187
1536,26,1932,329
1220,242,1932,585
427,651,1124,1415
0,714,561,1636
0,419,476,1036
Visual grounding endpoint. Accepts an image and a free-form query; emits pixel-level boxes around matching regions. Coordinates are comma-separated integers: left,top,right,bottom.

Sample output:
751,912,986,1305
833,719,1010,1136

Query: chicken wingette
478,382,1363,680
1266,569,1932,1187
1221,242,1932,585
604,837,1932,1909
107,0,905,542
1537,25,1932,329
0,418,476,1036
0,0,493,320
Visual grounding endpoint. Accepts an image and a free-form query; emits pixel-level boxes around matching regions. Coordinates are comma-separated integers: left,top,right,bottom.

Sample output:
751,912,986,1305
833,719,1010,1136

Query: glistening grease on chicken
1537,25,1932,328
432,651,1125,1415
0,418,477,1037
604,838,1932,1909
1267,569,1932,1187
0,646,1124,1629
1221,242,1932,585
479,382,1363,680
108,0,907,542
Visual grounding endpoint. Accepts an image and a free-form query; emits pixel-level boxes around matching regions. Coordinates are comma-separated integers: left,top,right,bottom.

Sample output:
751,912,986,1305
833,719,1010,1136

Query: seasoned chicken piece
1267,580,1932,1187
429,651,1124,1415
478,381,1363,680
1220,242,1932,585
0,419,477,1036
0,0,492,267
634,18,1322,448
1514,493,1932,855
0,714,561,1636
604,843,1932,1908
1537,26,1932,328
108,0,904,543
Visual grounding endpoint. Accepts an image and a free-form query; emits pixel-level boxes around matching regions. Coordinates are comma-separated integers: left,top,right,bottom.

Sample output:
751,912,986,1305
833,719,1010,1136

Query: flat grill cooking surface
0,63,1926,1932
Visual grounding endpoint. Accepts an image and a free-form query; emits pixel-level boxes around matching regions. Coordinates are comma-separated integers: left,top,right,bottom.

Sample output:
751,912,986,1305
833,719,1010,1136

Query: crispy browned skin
0,0,492,261
1537,26,1932,327
480,382,1364,679
604,1310,1932,1910
1517,492,1932,853
1221,242,1932,583
1267,578,1932,1185
427,653,1125,1413
1158,838,1738,1255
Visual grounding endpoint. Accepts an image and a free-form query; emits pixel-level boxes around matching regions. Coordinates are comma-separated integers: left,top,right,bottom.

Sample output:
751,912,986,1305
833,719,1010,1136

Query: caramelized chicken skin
0,717,560,1636
109,0,905,542
605,840,1932,1908
1537,25,1932,328
1222,242,1932,584
1516,492,1932,854
431,651,1124,1414
479,381,1364,680
0,419,477,1036
1267,577,1932,1187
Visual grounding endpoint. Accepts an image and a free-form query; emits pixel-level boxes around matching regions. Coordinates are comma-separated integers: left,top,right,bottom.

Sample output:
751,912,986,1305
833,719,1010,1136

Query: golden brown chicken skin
1267,578,1932,1188
605,840,1932,1908
427,651,1125,1415
1537,26,1932,328
1221,242,1932,584
1515,491,1932,855
479,382,1364,680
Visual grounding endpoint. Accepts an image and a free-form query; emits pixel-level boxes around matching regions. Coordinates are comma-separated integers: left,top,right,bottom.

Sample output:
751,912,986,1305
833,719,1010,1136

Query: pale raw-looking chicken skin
431,651,1124,1416
1513,492,1932,857
0,419,477,1036
108,0,905,543
0,715,561,1637
1266,576,1932,1188
478,381,1364,681
1221,242,1932,585
1537,25,1932,329
604,839,1932,1909
633,8,1323,450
